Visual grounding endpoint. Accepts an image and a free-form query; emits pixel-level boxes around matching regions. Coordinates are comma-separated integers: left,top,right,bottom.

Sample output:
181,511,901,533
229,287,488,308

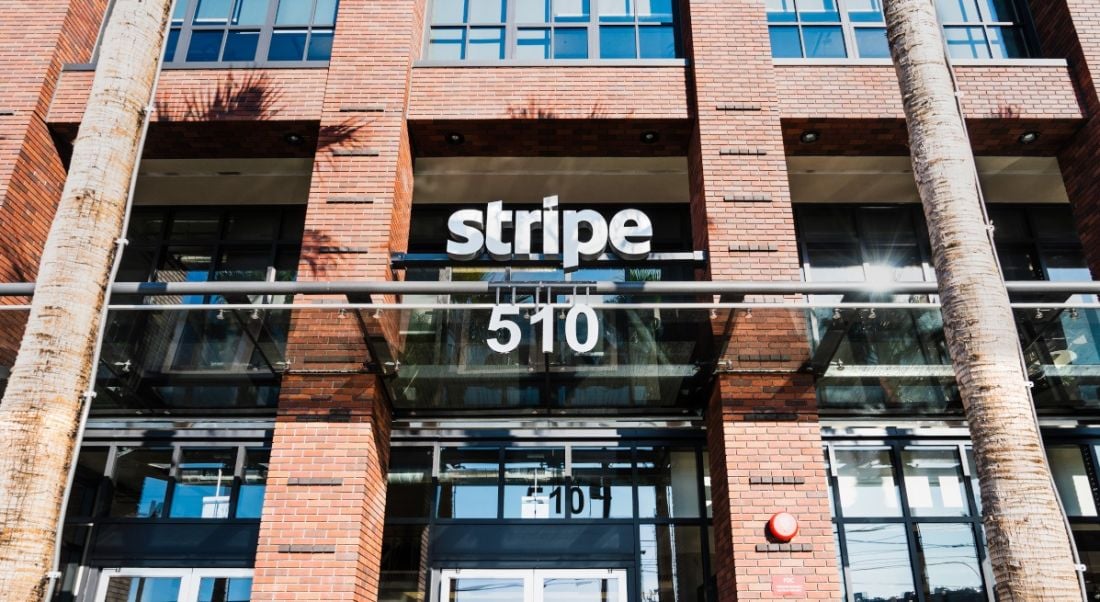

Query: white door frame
93,567,253,602
437,568,627,602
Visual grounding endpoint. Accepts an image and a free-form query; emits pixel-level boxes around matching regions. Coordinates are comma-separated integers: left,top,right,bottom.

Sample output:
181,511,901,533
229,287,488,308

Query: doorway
93,568,253,602
438,569,628,602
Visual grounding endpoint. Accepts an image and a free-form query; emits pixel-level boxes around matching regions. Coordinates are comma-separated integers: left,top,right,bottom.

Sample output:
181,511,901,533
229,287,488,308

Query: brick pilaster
684,0,840,597
252,0,425,598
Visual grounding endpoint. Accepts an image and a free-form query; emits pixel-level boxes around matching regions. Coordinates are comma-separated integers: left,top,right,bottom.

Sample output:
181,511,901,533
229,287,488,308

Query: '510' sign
488,304,599,354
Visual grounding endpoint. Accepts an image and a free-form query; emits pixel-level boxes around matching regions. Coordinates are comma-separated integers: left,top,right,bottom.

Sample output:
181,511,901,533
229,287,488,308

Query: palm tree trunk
0,1,172,600
884,0,1081,598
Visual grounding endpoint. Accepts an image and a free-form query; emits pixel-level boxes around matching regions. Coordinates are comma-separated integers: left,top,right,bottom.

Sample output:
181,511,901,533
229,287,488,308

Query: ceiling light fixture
446,132,465,145
799,130,820,144
284,133,305,145
640,131,660,144
1018,131,1040,145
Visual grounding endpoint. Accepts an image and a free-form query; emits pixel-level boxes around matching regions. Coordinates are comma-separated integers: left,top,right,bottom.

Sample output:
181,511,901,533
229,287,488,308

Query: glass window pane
914,523,985,600
855,27,889,58
769,26,802,58
468,27,505,59
571,447,633,518
438,447,499,518
237,448,269,518
433,0,466,22
901,448,970,517
598,0,633,22
233,0,270,25
844,524,916,601
307,30,334,60
834,448,903,517
805,243,864,282
195,0,232,24
600,26,636,59
989,26,1027,59
172,1,188,23
636,0,673,22
110,447,172,518
798,0,840,22
980,0,1017,21
945,26,991,59
314,0,340,25
429,27,466,59
169,447,237,518
449,578,525,602
517,0,550,22
101,577,181,602
554,0,590,22
503,448,566,518
638,525,706,602
275,0,314,24
802,25,846,58
268,29,309,60
936,0,982,22
1048,446,1098,517
380,524,428,602
638,25,675,58
186,30,226,62
197,577,253,602
637,447,700,518
543,576,620,602
516,28,551,59
469,0,506,22
847,0,884,22
554,27,589,59
165,28,181,62
67,448,108,518
385,447,434,518
222,30,260,61
766,0,796,23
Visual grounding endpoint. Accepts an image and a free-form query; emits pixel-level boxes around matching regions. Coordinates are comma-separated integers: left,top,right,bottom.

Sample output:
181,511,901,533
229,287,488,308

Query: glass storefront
379,438,713,602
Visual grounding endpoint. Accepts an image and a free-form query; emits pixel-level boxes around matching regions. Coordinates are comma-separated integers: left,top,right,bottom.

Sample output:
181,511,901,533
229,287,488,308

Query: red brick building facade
5,0,1100,601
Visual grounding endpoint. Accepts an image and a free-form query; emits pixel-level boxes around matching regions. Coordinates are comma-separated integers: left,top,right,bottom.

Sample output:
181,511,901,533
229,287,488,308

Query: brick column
251,0,424,599
1029,0,1100,276
684,0,840,597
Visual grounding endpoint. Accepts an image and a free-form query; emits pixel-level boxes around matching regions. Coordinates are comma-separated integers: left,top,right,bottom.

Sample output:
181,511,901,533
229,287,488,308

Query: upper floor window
164,0,338,66
767,0,1032,60
425,0,680,61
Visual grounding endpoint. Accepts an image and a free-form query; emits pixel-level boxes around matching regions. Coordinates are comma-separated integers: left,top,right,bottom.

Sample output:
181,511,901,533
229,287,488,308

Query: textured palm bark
0,1,172,600
884,0,1081,598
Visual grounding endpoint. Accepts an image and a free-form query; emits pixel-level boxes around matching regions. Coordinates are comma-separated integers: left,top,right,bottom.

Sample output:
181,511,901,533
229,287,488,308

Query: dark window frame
422,0,682,62
161,0,338,68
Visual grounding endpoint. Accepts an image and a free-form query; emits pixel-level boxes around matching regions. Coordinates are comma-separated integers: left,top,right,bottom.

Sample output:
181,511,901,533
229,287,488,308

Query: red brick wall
684,0,839,597
252,0,425,598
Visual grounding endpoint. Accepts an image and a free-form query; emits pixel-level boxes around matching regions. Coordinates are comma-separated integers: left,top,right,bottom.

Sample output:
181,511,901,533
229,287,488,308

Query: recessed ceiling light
641,131,660,144
446,132,465,145
800,130,820,144
1018,131,1040,144
284,133,305,145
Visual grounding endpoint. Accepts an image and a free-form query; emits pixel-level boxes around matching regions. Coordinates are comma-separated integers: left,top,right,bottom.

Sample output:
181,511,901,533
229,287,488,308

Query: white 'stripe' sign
446,196,653,272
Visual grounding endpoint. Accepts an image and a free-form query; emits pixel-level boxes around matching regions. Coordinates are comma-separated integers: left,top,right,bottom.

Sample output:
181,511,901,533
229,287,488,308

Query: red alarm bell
768,512,799,542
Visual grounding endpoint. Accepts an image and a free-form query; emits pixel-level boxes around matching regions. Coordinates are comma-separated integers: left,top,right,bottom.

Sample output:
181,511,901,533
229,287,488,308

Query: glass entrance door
93,568,253,602
439,569,627,602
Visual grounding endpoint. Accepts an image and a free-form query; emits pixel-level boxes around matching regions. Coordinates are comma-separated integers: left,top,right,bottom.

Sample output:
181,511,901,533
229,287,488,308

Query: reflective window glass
834,448,902,517
855,27,889,58
516,28,551,58
237,447,269,518
438,447,499,518
186,30,225,62
468,27,505,59
379,524,428,602
307,30,334,60
110,448,173,518
598,0,632,22
798,0,840,22
543,576,620,602
944,26,991,59
276,0,314,24
222,30,260,61
636,0,673,22
449,578,525,602
936,0,983,22
234,0,270,25
639,525,706,602
554,0,590,22
766,0,796,22
197,577,253,602
68,448,108,518
802,26,846,58
517,0,551,22
269,29,309,60
901,448,970,517
195,0,233,24
170,448,237,518
315,0,339,25
847,0,884,22
1048,446,1098,517
554,27,588,58
844,523,916,601
430,28,467,59
102,576,182,602
638,25,675,58
636,447,700,518
980,0,1016,21
387,447,434,518
914,523,985,600
768,26,802,58
571,448,633,518
469,0,506,22
503,448,566,519
600,26,636,58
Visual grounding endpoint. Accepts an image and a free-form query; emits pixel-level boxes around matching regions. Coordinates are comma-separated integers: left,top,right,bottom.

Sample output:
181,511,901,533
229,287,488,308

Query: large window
827,441,989,601
425,0,680,61
379,441,713,602
767,0,1033,59
163,0,338,67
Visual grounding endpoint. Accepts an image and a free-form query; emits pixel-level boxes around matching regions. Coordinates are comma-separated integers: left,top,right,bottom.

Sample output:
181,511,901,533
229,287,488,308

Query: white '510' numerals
487,304,599,354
